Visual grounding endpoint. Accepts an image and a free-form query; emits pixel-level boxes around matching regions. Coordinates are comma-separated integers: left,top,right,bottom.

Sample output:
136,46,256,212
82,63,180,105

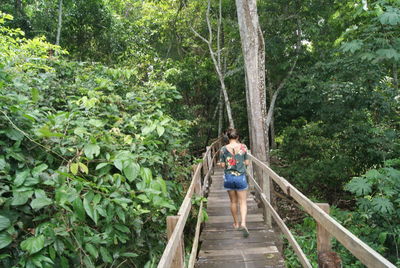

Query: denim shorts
223,173,248,191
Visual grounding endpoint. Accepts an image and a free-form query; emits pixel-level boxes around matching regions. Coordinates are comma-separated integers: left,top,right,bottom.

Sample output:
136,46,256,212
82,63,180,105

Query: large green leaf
345,177,372,196
100,247,112,263
0,232,12,249
83,196,98,224
32,164,48,177
73,198,86,221
21,235,45,254
84,144,100,160
30,197,53,210
85,243,99,259
379,8,400,25
11,190,34,206
14,169,30,187
123,162,140,182
371,197,394,214
0,216,10,231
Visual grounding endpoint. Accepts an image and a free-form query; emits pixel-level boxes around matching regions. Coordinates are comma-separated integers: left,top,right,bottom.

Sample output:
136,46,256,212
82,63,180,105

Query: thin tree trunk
218,89,224,137
191,0,235,128
393,62,398,90
56,0,63,46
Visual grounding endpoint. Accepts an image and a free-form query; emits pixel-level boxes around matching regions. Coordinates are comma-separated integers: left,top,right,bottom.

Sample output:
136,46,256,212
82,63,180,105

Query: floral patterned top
219,144,248,176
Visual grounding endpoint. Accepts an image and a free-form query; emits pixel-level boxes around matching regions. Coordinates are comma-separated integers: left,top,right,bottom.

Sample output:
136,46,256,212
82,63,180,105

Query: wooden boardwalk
196,168,285,268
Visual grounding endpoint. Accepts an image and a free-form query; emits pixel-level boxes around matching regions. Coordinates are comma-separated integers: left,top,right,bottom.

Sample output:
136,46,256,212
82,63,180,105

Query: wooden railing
158,142,396,268
157,138,221,268
246,153,397,268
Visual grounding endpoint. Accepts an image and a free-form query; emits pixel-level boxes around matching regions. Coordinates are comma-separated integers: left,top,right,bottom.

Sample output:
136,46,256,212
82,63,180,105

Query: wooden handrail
247,153,396,268
157,138,221,268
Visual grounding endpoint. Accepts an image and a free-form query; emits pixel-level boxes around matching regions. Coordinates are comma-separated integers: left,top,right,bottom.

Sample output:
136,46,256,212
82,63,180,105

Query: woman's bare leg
237,190,248,228
227,190,239,228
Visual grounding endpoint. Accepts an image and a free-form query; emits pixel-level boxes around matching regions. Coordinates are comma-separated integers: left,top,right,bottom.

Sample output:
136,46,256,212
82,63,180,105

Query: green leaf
36,126,64,138
31,88,39,103
379,8,400,25
0,216,11,231
95,163,108,170
120,252,138,257
156,125,165,137
30,197,52,210
345,177,372,196
79,163,89,174
21,235,45,254
32,164,48,177
140,167,152,185
371,197,394,214
376,48,400,60
123,162,140,182
83,196,96,224
85,243,99,259
5,128,24,141
73,198,86,221
11,190,33,206
14,169,29,187
100,247,112,263
88,119,104,128
340,40,363,53
84,144,100,160
70,163,79,175
114,224,130,234
0,232,12,249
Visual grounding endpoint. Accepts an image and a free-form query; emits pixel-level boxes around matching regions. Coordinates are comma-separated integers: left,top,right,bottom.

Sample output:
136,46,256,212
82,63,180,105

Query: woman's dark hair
226,128,239,140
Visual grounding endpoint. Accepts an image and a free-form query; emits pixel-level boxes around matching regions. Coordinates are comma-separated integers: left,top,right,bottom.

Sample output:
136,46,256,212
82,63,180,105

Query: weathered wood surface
196,168,285,268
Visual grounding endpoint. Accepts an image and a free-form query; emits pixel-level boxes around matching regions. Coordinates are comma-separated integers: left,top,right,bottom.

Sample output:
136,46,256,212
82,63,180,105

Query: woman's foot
240,225,249,238
232,223,239,229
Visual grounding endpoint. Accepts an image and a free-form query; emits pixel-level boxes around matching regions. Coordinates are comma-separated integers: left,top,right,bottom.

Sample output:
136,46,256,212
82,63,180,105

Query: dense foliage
0,13,192,267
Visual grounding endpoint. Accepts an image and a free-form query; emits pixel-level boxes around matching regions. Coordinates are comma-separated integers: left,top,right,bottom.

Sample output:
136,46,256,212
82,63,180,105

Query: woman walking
218,128,250,237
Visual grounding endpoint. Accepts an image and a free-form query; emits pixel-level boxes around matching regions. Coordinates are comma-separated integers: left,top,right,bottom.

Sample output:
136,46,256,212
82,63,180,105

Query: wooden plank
166,216,184,268
206,214,263,224
188,201,203,268
199,246,279,257
196,261,285,268
289,187,396,268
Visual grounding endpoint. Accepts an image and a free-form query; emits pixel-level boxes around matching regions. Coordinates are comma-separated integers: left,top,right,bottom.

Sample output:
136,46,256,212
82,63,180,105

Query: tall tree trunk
236,0,271,226
235,0,268,162
56,0,63,46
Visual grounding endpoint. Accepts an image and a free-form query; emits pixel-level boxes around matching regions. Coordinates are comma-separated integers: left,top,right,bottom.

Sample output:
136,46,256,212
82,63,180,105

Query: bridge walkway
196,167,285,268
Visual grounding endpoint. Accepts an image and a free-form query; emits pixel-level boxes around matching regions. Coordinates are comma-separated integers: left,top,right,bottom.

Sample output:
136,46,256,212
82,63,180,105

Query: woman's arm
244,159,250,166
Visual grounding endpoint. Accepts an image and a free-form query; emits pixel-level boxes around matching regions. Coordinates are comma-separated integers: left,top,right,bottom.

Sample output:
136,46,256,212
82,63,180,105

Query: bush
0,13,192,267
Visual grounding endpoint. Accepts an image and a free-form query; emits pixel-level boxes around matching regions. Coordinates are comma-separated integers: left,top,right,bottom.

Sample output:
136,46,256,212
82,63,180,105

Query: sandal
241,226,249,238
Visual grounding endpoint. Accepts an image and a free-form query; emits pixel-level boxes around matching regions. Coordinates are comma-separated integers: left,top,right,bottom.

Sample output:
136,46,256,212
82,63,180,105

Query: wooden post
247,150,254,191
166,216,184,268
194,165,201,195
262,169,272,227
317,203,342,268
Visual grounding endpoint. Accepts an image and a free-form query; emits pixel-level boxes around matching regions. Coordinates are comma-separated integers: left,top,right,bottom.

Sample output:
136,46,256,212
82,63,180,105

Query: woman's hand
244,160,250,166
217,162,225,168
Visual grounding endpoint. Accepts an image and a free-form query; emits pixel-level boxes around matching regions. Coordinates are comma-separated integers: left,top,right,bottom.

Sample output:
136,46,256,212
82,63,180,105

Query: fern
345,177,372,196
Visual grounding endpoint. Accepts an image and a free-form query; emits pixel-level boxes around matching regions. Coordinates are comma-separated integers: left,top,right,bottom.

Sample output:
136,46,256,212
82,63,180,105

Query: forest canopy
0,0,399,267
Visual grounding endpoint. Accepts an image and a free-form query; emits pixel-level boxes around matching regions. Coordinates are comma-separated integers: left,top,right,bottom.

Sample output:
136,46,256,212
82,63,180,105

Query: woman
218,128,250,237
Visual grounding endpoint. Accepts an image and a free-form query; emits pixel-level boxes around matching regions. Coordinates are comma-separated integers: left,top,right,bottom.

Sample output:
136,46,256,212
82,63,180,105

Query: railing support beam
316,203,342,268
166,216,184,268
